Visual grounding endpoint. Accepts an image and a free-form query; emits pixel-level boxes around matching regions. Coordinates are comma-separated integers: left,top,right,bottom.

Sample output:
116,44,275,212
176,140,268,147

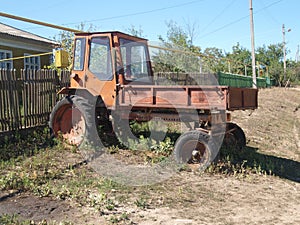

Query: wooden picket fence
0,69,70,133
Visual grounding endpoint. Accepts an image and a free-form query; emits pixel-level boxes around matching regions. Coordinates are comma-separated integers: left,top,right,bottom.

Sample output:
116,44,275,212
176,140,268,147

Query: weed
88,192,107,210
109,213,130,224
134,197,149,209
0,214,21,225
0,127,52,160
130,121,149,135
206,145,294,178
106,145,120,154
97,178,123,192
105,198,117,211
0,214,73,225
126,135,155,151
151,137,174,155
109,216,119,224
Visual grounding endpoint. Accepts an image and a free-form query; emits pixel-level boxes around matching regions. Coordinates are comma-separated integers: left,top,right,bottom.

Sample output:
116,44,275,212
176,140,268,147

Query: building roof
0,22,59,46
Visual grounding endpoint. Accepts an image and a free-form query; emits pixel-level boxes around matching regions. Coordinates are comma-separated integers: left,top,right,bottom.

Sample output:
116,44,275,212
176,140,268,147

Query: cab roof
74,31,148,41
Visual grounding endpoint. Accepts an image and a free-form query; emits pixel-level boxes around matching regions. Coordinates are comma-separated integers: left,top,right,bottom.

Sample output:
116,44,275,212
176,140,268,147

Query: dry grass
0,87,299,225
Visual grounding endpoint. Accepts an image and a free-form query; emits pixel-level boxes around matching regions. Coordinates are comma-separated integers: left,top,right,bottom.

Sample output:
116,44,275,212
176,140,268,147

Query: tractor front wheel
49,95,98,147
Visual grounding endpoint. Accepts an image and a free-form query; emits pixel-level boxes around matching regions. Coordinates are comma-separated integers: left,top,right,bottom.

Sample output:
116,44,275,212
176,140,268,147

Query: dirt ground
0,87,299,225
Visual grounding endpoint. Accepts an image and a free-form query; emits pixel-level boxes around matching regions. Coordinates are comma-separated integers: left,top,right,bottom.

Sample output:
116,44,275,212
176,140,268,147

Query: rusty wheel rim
181,140,209,164
52,104,86,146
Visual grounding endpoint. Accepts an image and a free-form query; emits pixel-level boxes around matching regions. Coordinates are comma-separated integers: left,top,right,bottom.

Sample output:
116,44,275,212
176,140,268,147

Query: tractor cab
58,31,153,108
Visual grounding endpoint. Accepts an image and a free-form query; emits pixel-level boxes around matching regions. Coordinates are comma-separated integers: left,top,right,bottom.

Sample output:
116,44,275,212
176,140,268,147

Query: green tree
53,23,97,68
256,43,284,84
202,47,226,73
126,25,145,38
286,60,300,84
226,43,251,75
152,21,201,73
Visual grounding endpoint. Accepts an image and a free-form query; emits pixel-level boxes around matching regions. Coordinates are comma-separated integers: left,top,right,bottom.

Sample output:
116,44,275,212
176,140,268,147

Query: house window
24,54,40,70
0,50,13,69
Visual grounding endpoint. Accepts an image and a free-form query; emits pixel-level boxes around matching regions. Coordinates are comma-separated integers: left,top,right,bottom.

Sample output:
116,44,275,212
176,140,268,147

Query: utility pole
282,24,291,84
296,45,299,63
249,0,256,88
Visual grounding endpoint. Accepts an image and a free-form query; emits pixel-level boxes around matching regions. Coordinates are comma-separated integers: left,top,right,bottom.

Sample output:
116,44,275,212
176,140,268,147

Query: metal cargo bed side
117,85,258,111
118,85,227,110
226,87,258,111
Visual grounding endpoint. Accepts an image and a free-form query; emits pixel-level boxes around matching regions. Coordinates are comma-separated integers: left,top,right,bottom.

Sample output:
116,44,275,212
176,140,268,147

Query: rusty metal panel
227,87,258,110
119,86,187,108
120,86,153,105
118,85,228,111
189,87,226,109
154,87,188,106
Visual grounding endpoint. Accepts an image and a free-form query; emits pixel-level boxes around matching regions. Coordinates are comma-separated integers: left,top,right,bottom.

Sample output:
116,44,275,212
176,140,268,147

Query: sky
0,0,299,59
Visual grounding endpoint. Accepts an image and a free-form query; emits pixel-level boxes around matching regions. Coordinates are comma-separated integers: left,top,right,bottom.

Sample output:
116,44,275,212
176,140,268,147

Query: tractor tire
174,130,215,170
49,95,99,148
223,122,246,150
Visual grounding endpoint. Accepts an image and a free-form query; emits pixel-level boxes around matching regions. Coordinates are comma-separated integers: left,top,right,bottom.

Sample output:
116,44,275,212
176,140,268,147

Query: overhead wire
62,0,206,25
19,0,206,31
0,44,254,75
198,0,284,39
258,0,281,26
200,0,237,33
148,44,250,70
0,44,246,73
0,0,284,71
2,0,284,41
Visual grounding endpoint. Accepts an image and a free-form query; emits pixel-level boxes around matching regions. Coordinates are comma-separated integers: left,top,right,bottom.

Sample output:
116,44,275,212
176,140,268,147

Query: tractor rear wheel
174,130,214,170
222,122,246,150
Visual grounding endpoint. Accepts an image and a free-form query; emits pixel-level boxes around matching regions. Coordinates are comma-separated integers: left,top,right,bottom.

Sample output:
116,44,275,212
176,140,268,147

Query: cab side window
119,38,150,80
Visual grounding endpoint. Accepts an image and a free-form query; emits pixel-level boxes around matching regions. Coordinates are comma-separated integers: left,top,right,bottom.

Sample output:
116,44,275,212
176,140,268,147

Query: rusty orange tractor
49,31,258,167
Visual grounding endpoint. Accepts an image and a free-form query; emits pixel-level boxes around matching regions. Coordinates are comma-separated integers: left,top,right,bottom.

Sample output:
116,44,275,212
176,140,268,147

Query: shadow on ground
219,146,300,183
